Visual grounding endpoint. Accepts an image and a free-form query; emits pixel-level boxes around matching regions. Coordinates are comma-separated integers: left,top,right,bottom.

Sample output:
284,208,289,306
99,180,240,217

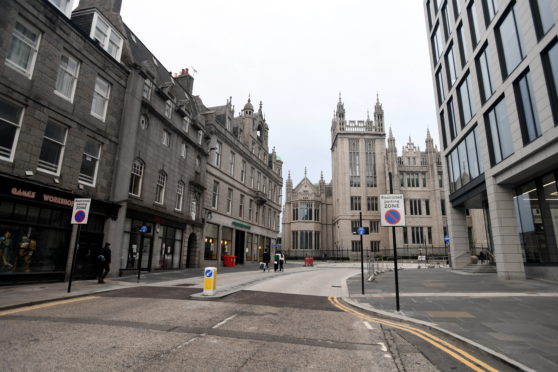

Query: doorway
186,233,196,268
235,230,245,264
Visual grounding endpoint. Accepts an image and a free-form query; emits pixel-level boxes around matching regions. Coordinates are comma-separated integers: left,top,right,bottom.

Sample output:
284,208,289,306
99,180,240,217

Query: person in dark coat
262,250,271,272
97,242,111,283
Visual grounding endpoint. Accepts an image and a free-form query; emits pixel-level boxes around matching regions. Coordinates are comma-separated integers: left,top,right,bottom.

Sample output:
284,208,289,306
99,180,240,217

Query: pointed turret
336,93,345,120
388,127,396,152
426,128,435,151
242,96,254,117
374,93,384,132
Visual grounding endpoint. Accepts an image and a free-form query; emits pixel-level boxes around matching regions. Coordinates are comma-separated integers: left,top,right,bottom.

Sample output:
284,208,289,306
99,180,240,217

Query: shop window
514,174,558,264
204,223,218,260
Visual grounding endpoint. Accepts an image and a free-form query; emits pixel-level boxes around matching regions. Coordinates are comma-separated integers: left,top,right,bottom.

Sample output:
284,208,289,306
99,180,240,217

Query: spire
304,167,307,178
367,110,370,121
388,126,396,151
374,93,384,132
426,128,434,150
336,93,345,120
320,171,324,181
259,101,263,112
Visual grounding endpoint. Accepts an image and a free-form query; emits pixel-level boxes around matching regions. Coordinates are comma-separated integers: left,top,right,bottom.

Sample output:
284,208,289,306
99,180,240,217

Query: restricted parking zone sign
71,198,91,224
380,194,406,227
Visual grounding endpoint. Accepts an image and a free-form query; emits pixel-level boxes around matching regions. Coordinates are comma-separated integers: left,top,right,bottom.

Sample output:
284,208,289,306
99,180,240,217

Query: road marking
376,342,387,352
212,314,237,329
363,321,374,330
329,296,499,372
359,292,558,297
0,296,99,317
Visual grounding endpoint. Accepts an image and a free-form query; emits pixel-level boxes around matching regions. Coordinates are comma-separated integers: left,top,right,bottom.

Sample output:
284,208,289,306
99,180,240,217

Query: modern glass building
424,0,558,280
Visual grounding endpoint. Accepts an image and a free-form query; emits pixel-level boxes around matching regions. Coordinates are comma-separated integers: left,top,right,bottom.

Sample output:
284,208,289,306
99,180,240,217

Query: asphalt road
0,266,516,372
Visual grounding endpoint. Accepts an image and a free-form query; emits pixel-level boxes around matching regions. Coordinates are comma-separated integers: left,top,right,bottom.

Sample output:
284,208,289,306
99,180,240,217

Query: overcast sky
114,0,437,186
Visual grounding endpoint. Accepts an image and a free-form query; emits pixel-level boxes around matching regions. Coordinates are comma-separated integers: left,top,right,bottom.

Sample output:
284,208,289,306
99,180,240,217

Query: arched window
128,158,145,197
155,170,167,204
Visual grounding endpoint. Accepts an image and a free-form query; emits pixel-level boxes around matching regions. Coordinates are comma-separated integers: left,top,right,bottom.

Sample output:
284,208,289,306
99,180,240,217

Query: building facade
0,0,125,282
71,0,210,276
424,0,558,280
199,97,283,266
283,96,448,260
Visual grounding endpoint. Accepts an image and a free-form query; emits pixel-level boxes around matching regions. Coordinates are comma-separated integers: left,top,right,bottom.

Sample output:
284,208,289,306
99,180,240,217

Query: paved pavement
347,267,558,372
1,262,557,372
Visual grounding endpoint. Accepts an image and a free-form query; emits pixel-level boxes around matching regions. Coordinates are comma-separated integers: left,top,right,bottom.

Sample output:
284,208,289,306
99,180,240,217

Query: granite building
424,0,558,280
282,96,447,260
0,0,125,282
71,0,210,275
199,97,283,266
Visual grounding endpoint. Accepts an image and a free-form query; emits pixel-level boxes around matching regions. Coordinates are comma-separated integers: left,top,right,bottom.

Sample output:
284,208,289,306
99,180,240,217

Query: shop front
120,208,186,274
0,175,118,283
513,170,558,278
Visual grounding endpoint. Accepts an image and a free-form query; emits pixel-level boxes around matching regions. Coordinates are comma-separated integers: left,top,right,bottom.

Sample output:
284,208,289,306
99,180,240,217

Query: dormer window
91,12,123,61
48,0,73,17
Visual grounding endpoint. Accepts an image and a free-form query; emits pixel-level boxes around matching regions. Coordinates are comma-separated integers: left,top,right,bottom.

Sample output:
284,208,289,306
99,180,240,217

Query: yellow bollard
203,267,217,295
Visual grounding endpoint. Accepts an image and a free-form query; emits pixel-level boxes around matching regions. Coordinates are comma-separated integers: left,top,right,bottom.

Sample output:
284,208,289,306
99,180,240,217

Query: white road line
376,342,388,352
363,321,374,330
212,314,237,329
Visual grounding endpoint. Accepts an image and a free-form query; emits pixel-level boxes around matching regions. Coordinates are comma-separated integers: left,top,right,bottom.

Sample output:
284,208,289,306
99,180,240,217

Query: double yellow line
328,296,498,372
0,296,99,317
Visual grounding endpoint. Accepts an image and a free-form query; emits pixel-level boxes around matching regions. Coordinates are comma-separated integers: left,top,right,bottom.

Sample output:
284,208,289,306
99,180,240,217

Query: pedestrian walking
279,252,285,272
97,242,111,283
273,251,281,272
262,250,271,272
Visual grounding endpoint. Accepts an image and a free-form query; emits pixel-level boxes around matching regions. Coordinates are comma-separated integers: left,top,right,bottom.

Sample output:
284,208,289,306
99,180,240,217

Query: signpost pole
137,232,144,283
389,173,401,311
359,212,364,294
67,224,81,293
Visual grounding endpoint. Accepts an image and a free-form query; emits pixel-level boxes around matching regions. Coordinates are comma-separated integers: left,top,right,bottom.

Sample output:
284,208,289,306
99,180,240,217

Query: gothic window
349,139,360,187
365,140,377,187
